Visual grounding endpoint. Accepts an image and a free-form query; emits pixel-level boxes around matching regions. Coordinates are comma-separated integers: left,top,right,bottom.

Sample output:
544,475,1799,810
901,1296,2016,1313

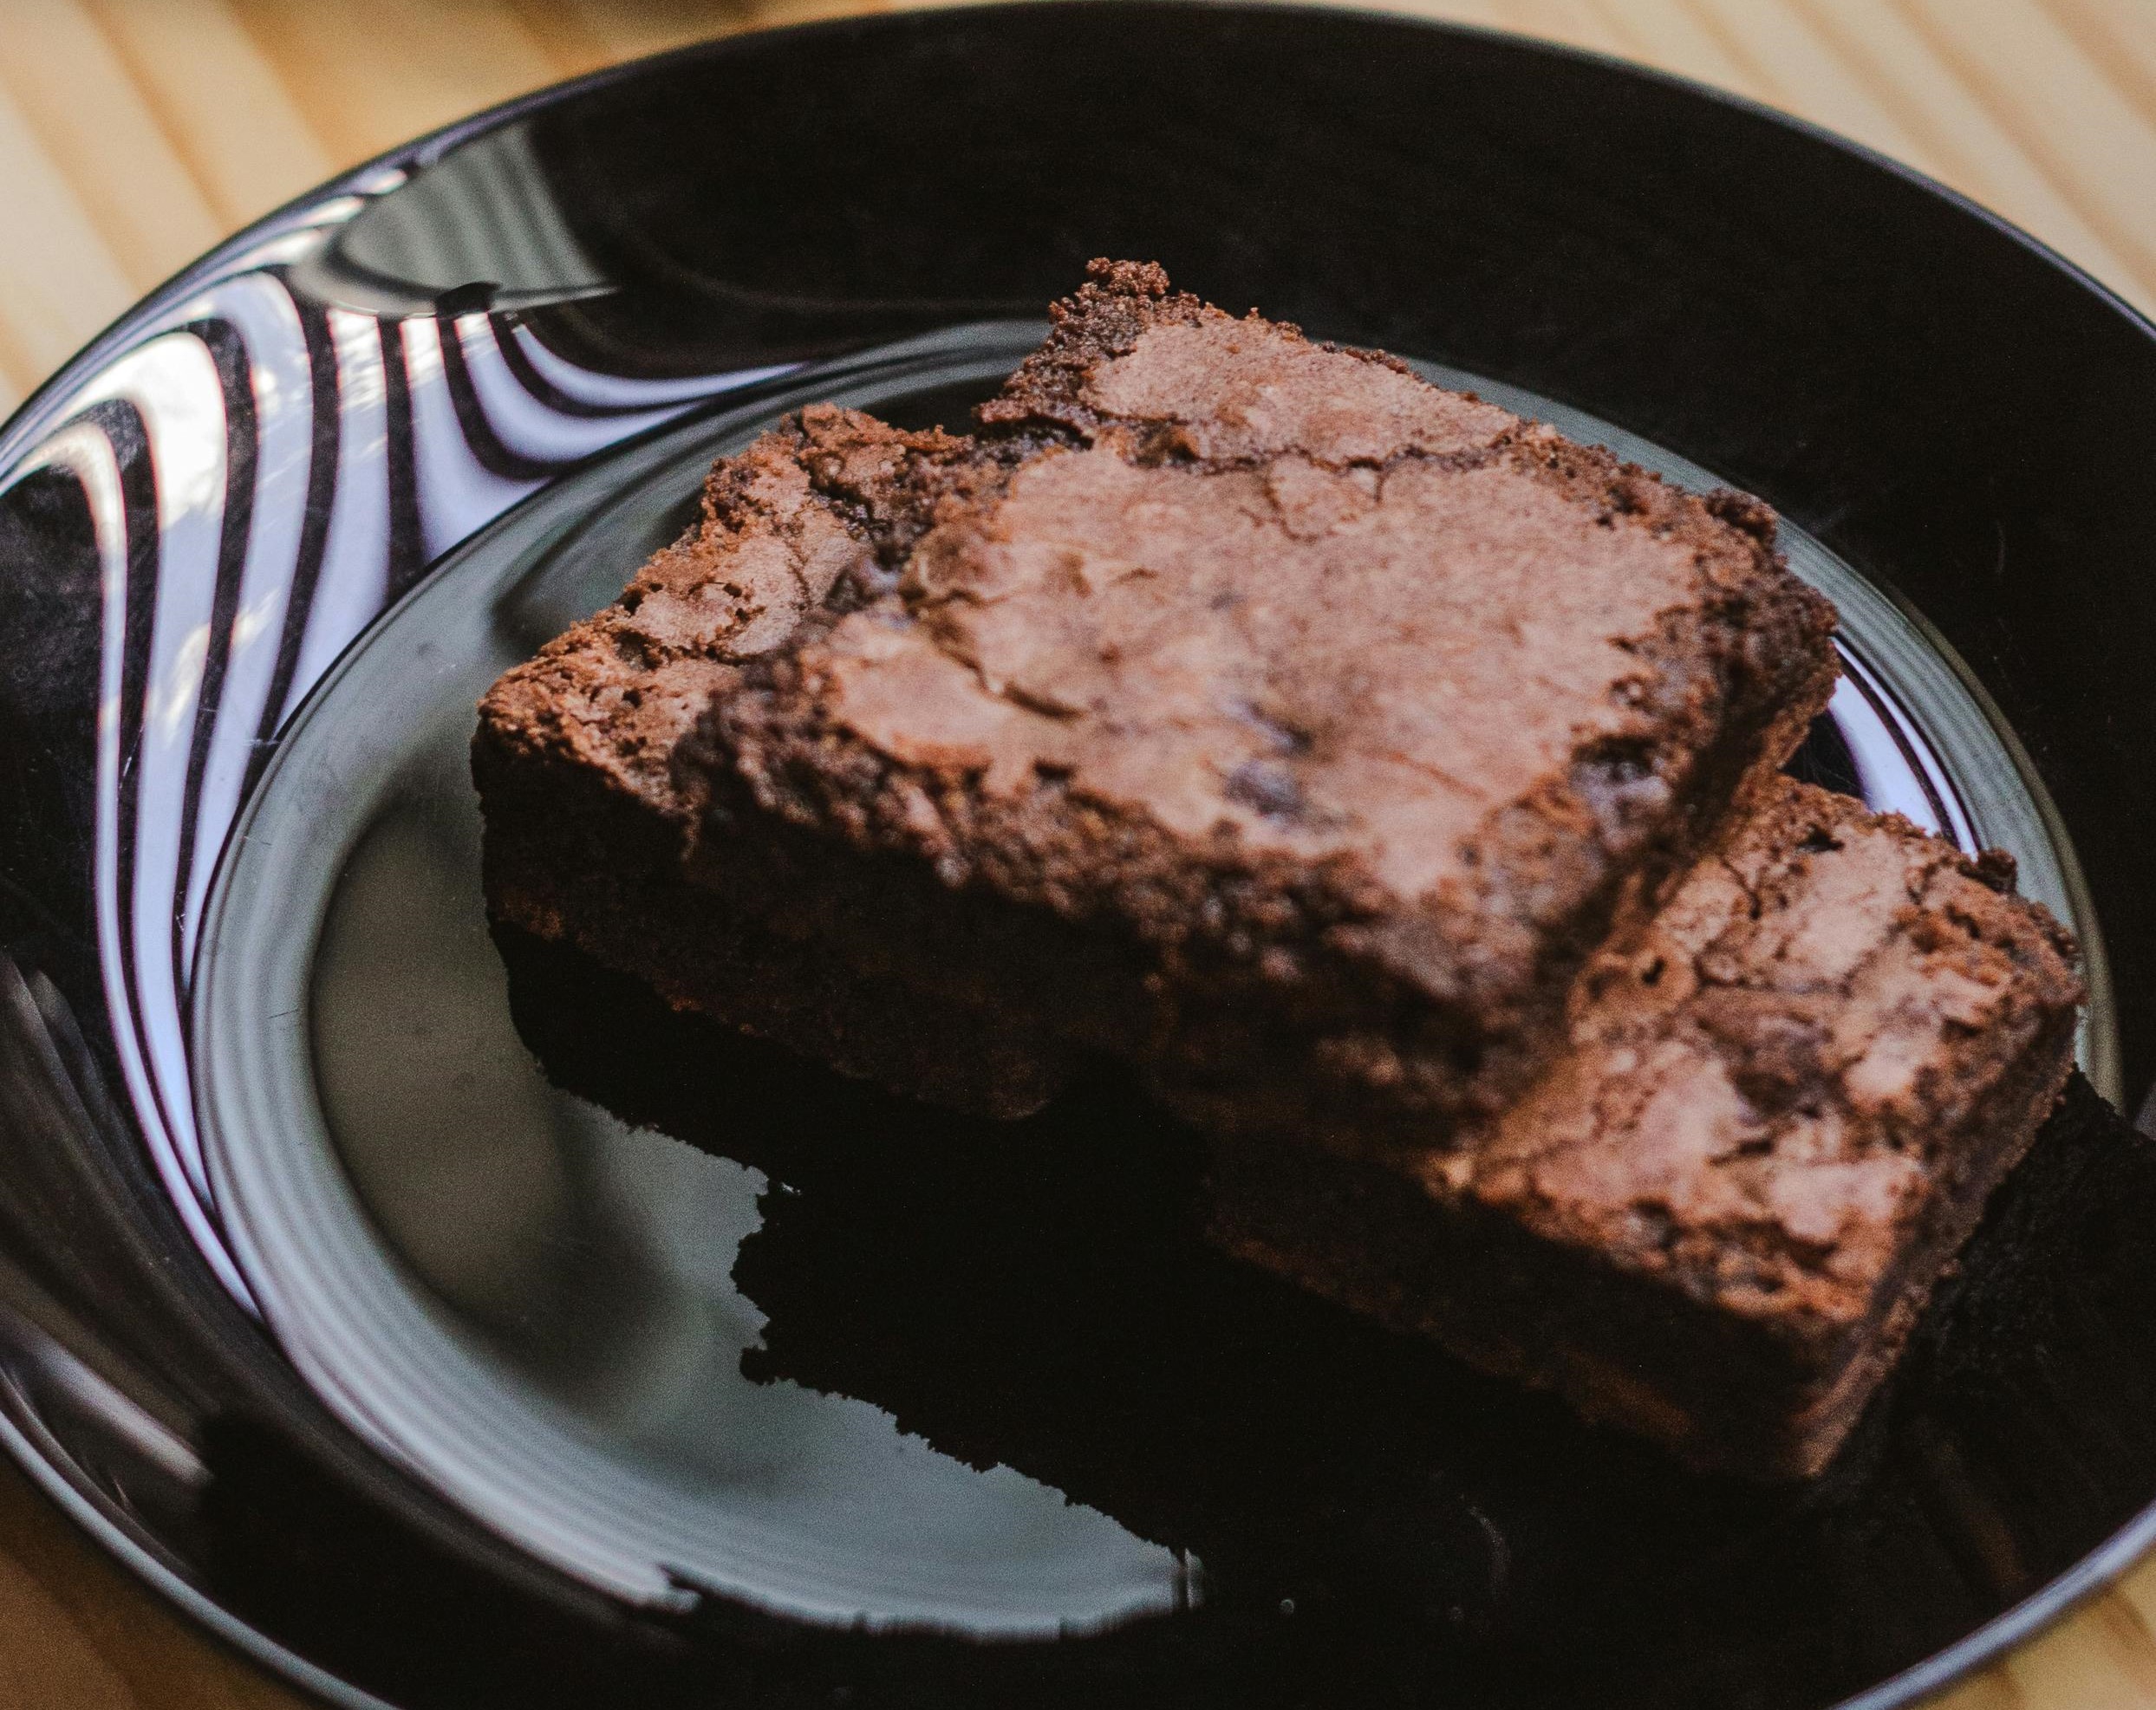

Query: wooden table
3,1,2154,1704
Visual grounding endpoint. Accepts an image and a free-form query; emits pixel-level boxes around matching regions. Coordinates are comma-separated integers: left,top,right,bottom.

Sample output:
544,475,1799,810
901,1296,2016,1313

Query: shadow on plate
493,922,2156,1710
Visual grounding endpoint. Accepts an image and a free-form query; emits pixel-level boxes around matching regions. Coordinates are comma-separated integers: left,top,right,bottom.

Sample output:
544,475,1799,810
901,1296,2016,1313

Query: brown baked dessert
474,261,1839,1149
1206,776,2083,1479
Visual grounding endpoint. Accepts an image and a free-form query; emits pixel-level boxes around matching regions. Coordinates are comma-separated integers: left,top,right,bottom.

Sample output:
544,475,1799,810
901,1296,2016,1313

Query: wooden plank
1677,0,1942,172
1899,0,2156,296
0,78,137,400
80,0,338,235
2001,1584,2156,1707
218,0,565,167
1394,0,1628,56
2047,0,2156,136
529,0,765,64
1586,0,1762,93
1785,0,2148,306
0,1458,297,1710
0,0,224,296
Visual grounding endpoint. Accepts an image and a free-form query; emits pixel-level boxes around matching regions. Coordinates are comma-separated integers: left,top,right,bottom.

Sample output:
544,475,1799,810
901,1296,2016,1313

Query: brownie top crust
707,262,1836,1010
1436,777,2083,1329
478,410,981,814
811,435,1755,901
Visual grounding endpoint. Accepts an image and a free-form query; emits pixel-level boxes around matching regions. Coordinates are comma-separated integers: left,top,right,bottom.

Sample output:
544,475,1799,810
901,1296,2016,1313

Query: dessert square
1206,777,2083,1478
475,259,1839,1148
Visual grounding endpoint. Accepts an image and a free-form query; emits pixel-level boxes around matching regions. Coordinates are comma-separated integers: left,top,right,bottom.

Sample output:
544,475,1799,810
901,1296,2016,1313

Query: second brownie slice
1207,777,2084,1477
479,260,1839,1146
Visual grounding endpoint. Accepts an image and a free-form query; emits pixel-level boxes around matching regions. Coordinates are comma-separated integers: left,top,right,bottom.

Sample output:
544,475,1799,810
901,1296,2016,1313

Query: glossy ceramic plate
2,9,2153,1708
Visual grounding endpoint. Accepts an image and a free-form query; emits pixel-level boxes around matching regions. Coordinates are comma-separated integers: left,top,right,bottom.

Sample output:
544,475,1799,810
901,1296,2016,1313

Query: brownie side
1207,777,2084,1478
473,409,1080,1113
690,261,1840,1148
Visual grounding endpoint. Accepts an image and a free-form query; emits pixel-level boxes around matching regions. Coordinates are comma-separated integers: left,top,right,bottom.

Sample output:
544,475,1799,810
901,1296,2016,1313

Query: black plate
1,9,2153,1708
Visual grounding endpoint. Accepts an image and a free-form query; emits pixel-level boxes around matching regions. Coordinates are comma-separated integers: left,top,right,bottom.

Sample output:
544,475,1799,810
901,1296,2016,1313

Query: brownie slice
477,259,1838,1146
472,411,1076,1113
1207,777,2083,1479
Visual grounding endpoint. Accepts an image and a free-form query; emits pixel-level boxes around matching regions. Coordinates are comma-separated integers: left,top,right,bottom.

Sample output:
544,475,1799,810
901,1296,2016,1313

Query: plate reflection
309,738,1191,1634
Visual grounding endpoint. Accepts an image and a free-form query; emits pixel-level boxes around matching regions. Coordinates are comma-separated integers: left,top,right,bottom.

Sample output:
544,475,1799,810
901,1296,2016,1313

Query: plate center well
195,326,2111,1649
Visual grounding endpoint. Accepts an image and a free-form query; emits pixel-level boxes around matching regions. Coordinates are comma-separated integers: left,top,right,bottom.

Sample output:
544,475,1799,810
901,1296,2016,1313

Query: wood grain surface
3,1,2154,1705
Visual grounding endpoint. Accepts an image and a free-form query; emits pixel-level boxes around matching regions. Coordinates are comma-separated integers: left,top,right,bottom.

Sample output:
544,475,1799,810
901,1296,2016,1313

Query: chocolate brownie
473,413,1078,1114
1207,777,2083,1478
475,259,1839,1146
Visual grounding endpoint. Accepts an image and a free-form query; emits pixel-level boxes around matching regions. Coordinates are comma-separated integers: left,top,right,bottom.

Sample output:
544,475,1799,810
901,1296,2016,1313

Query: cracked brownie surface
476,258,1839,1144
1207,777,2084,1477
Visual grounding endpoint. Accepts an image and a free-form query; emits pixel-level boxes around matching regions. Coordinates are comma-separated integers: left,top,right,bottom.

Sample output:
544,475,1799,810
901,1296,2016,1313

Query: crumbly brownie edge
1204,1124,1834,1473
1202,787,2085,1479
1768,1009,2079,1472
979,256,1431,449
1203,1010,2077,1480
472,408,1078,1116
